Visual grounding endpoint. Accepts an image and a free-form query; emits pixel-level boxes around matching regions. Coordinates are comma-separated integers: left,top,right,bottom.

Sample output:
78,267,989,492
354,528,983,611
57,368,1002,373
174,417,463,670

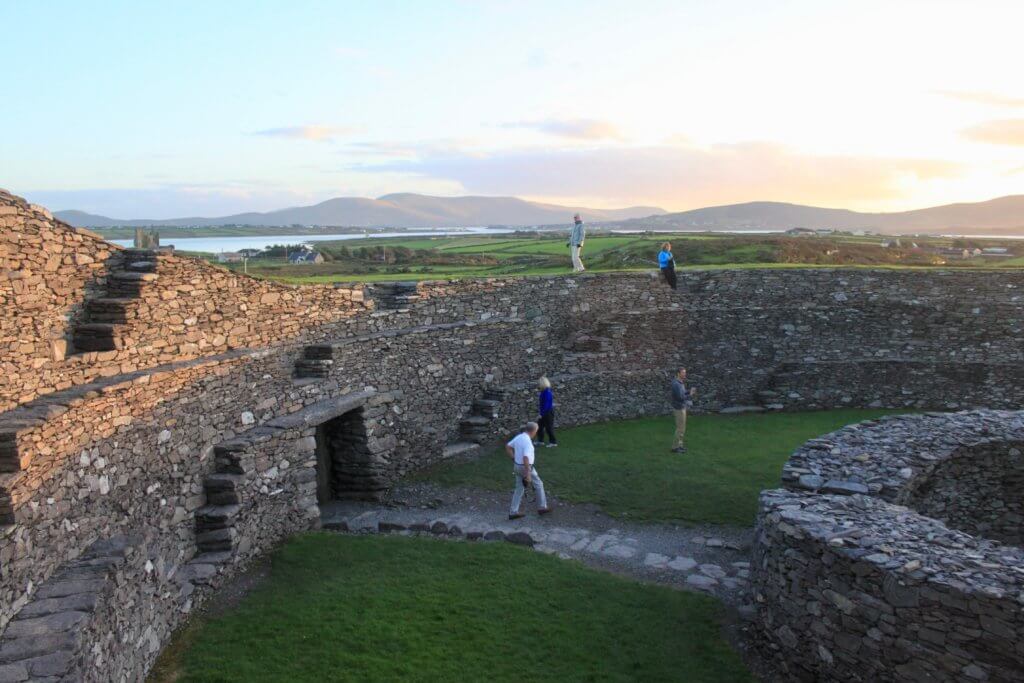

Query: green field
152,534,752,683
414,410,897,526
214,232,1024,284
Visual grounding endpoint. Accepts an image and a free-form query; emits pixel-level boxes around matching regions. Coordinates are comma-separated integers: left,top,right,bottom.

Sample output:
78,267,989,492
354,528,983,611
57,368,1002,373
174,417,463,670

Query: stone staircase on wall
369,281,421,311
194,439,249,560
71,249,159,353
294,344,335,379
442,388,506,459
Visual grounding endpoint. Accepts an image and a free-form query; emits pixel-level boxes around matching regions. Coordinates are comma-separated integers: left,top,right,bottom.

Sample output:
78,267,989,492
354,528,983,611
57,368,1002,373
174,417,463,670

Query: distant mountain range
612,196,1024,235
54,193,665,229
52,193,1024,235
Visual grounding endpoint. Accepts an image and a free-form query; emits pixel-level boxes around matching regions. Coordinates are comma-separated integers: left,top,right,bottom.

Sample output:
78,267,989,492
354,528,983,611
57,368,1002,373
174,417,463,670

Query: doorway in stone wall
314,407,374,504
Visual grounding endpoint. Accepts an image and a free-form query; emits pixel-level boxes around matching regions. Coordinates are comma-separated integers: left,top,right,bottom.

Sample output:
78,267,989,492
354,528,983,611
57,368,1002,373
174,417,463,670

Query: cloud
961,119,1024,146
253,125,352,142
359,142,960,207
934,90,1024,107
502,118,623,140
340,138,479,159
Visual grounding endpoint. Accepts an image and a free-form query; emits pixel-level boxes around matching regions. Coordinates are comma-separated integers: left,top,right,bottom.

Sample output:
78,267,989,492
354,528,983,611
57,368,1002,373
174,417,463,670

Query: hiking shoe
672,447,686,454
508,512,525,520
538,508,552,515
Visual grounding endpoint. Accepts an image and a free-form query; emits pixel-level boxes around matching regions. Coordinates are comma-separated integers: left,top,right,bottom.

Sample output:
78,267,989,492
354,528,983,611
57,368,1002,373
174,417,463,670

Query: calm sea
109,227,513,253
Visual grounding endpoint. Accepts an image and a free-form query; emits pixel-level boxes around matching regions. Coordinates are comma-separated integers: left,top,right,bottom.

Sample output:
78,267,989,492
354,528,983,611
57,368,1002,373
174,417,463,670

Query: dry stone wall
754,411,1024,681
3,189,1024,679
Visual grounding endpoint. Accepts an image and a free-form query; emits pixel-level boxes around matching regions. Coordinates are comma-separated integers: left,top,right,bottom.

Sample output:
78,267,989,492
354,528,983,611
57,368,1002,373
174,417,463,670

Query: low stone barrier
754,411,1024,681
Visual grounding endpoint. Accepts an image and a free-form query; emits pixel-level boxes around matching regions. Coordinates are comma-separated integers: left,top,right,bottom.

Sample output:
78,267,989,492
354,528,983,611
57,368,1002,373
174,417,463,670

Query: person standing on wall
670,367,696,453
658,242,677,290
536,376,557,447
507,422,551,519
568,213,586,273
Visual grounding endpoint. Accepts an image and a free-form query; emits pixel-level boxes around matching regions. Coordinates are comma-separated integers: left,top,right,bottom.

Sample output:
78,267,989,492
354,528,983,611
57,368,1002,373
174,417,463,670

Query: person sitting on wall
670,367,696,454
536,376,558,448
507,422,551,519
568,213,586,273
658,242,677,290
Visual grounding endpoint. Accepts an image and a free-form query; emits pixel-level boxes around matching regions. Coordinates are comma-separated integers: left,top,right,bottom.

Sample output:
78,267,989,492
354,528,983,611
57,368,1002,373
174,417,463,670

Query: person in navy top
658,242,677,290
536,376,557,447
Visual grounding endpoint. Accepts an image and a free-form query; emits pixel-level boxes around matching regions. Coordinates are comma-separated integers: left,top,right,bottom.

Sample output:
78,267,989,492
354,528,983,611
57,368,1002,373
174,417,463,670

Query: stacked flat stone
4,187,1024,679
754,410,1024,681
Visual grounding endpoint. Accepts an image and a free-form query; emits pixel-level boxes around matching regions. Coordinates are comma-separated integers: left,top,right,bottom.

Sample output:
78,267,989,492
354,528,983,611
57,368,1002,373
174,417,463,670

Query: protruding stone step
72,323,127,351
472,398,501,418
125,260,157,273
195,504,240,531
213,442,253,475
110,271,159,282
192,551,234,565
203,473,245,505
442,442,479,459
295,358,334,378
482,388,506,402
459,415,493,444
86,297,135,324
109,270,159,296
196,527,238,552
303,345,336,360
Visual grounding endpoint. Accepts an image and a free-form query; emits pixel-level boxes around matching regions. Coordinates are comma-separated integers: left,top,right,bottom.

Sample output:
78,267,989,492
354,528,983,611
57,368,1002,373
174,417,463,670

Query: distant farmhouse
289,250,324,264
785,227,839,236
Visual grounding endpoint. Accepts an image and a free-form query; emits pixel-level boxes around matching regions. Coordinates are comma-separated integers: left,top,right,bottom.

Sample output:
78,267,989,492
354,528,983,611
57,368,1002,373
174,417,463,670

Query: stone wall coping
760,488,1024,595
0,348,273,436
781,409,1024,502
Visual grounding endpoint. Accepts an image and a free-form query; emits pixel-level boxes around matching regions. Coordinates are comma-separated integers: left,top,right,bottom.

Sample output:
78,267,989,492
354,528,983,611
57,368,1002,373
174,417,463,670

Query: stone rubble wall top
781,409,1024,502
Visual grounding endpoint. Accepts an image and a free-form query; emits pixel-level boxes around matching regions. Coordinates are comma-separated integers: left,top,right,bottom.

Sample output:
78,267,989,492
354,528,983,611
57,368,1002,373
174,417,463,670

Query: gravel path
321,481,757,610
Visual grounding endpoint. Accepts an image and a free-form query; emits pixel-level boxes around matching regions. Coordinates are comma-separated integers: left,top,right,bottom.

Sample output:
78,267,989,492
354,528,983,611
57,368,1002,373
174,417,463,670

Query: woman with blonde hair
536,376,557,447
658,242,677,290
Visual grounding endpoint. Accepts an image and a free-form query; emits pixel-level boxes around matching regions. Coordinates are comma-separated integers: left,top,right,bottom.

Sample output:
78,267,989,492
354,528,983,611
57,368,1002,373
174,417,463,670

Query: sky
2,0,1023,218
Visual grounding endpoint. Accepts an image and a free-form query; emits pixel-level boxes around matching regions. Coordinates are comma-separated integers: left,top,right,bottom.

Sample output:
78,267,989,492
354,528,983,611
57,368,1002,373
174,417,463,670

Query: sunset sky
3,0,1023,218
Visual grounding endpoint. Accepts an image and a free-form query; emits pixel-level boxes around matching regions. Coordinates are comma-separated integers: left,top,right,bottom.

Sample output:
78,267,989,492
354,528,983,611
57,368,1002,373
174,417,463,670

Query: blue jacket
658,250,674,268
539,387,554,415
570,221,585,247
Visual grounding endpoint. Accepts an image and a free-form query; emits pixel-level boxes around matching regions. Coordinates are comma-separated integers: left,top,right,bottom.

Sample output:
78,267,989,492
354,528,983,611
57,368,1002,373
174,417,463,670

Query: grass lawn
152,534,752,683
414,410,898,526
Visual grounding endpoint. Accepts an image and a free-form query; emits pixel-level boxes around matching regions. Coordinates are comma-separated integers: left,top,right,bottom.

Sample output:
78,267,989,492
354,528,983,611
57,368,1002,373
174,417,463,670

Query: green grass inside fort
153,534,752,683
416,409,897,526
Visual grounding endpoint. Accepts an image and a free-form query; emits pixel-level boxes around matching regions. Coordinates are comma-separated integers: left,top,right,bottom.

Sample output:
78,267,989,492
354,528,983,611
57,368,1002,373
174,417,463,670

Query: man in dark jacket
670,367,696,453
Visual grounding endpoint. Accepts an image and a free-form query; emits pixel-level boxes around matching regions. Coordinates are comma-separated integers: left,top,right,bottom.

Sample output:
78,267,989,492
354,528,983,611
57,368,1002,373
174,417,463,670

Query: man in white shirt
506,422,550,519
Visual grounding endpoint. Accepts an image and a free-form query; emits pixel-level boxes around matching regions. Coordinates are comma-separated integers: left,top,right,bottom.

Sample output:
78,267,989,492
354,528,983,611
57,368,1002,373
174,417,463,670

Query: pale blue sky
3,0,1023,217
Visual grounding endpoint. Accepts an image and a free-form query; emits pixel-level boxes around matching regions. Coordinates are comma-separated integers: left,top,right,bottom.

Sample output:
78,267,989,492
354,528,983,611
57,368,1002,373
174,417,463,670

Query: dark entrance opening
315,408,377,504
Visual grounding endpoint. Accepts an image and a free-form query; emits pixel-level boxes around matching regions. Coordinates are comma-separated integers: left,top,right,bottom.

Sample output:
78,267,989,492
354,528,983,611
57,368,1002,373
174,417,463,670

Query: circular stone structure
752,410,1024,682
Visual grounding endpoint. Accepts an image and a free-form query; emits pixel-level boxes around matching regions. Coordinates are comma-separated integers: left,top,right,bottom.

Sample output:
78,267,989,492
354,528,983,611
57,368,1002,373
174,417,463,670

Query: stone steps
195,504,241,553
203,473,244,506
0,535,137,681
108,270,159,297
295,358,333,379
471,398,501,419
370,282,422,310
72,323,128,352
85,297,136,324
